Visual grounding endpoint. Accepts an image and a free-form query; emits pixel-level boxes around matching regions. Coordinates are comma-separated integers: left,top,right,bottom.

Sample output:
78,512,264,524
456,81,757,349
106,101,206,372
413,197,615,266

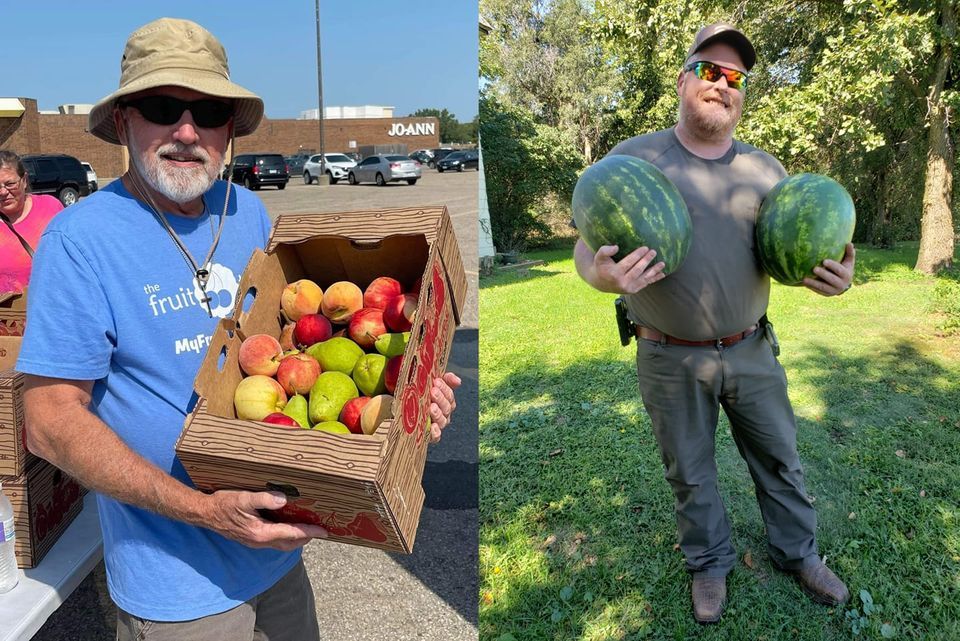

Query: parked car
20,154,90,206
79,161,98,192
284,155,309,176
347,155,421,186
436,150,480,172
426,148,455,168
224,153,289,190
303,153,358,185
408,150,432,165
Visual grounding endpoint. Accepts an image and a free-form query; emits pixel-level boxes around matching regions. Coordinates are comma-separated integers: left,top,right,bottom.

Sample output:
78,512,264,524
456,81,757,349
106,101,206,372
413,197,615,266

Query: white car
80,161,98,192
302,153,357,185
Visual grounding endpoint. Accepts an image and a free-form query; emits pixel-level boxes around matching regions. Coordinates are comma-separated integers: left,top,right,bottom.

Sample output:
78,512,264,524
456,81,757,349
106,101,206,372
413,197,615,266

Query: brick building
0,97,439,178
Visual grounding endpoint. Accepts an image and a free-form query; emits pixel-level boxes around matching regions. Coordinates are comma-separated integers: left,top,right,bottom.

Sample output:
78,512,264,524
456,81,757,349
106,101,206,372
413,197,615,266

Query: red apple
238,334,284,377
383,294,417,332
363,277,403,310
384,355,402,393
348,308,388,350
339,396,372,434
276,353,321,395
294,313,333,348
261,412,300,427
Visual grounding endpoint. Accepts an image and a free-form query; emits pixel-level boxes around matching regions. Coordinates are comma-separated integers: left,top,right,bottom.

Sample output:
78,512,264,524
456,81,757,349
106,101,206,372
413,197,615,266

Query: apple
238,334,284,377
234,375,287,421
348,308,388,350
281,279,324,321
294,313,333,348
360,393,394,435
363,277,403,310
340,396,372,434
384,355,402,394
321,281,363,324
383,294,417,332
261,412,300,427
276,353,321,395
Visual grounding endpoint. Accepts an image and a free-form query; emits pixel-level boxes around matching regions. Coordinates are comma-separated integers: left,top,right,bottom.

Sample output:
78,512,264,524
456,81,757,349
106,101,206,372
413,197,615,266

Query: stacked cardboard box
176,206,466,553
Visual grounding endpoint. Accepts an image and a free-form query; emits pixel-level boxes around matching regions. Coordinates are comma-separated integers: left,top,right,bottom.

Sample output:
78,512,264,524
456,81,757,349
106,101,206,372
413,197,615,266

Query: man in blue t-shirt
16,18,460,640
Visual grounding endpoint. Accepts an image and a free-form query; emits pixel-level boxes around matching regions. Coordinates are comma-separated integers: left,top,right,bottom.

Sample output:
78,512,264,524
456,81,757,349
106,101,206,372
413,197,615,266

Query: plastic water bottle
0,481,20,594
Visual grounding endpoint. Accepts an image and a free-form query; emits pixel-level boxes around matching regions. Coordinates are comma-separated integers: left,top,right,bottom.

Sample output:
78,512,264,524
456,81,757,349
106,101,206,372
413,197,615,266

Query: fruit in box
374,332,409,357
234,375,288,421
281,279,324,321
282,394,311,429
305,337,364,375
313,421,351,434
262,413,300,427
294,313,333,348
308,371,359,424
384,294,417,332
353,353,388,397
278,322,297,351
340,397,371,434
360,393,394,435
239,334,284,377
384,355,402,394
321,281,363,323
363,276,403,310
348,308,388,349
276,353,321,395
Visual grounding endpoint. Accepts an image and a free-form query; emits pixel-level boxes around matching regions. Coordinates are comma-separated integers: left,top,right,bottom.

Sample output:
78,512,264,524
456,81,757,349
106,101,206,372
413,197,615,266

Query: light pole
315,0,329,184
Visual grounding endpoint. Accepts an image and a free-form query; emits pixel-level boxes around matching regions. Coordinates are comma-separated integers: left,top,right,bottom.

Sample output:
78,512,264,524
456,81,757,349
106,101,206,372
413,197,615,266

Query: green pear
305,337,364,375
312,421,351,434
308,371,359,424
282,394,311,429
374,331,410,358
352,353,388,397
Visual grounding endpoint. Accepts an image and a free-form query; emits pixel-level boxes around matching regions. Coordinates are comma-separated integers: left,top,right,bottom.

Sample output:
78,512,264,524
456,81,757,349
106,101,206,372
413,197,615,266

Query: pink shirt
0,194,64,292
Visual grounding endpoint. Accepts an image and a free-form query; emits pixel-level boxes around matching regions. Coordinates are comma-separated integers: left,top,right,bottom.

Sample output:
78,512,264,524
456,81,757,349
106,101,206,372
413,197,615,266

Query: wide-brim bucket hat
88,17,264,144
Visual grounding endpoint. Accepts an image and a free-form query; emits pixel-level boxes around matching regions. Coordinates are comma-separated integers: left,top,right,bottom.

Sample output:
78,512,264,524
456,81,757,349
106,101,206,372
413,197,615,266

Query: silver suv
303,153,357,185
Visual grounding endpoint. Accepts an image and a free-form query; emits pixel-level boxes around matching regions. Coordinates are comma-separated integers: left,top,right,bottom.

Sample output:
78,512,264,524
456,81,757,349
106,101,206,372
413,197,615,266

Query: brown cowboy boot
691,575,726,624
795,562,850,605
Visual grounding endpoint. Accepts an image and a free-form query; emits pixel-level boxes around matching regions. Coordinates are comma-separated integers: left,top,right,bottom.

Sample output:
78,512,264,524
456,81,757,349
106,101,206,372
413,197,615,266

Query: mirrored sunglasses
683,61,748,91
119,95,234,129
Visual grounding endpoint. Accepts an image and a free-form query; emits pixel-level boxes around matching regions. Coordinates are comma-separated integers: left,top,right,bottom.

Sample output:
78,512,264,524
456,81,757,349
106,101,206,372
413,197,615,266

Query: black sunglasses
119,95,234,128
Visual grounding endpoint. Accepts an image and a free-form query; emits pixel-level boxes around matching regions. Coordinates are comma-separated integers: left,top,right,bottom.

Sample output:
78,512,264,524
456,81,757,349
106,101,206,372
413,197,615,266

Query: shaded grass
479,243,960,641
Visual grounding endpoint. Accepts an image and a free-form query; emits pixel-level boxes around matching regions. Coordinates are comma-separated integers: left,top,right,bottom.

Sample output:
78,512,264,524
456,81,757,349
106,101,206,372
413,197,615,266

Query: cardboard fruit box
4,457,85,568
0,291,26,371
0,291,33,478
176,206,466,553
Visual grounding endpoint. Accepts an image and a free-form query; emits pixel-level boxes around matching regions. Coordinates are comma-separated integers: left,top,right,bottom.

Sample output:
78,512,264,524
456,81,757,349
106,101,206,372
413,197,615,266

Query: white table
0,493,103,641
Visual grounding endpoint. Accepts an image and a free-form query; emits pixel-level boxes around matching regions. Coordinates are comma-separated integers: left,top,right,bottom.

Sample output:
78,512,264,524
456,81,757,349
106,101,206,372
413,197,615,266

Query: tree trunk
915,0,956,274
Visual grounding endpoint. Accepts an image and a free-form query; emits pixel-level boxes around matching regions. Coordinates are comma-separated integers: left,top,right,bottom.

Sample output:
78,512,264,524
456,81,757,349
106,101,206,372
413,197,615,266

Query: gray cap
686,23,756,71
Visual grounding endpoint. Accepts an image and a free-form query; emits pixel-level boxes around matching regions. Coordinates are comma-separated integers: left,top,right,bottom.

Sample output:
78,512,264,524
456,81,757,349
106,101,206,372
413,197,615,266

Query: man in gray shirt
574,23,855,624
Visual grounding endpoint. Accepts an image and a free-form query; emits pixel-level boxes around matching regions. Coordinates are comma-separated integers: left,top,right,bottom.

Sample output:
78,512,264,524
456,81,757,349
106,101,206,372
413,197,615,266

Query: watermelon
572,155,692,275
755,173,856,286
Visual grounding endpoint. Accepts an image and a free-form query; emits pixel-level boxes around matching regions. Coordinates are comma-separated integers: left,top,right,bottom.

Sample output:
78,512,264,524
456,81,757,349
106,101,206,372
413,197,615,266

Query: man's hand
202,490,327,551
427,371,461,443
803,243,856,297
574,239,666,294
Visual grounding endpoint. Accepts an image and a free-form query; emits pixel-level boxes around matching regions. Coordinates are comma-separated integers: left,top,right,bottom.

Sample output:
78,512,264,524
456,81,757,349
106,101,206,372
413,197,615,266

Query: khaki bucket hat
88,17,264,144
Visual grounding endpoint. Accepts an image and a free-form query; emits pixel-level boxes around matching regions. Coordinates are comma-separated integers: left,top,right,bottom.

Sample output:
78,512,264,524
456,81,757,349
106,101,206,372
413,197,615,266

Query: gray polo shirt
608,127,787,341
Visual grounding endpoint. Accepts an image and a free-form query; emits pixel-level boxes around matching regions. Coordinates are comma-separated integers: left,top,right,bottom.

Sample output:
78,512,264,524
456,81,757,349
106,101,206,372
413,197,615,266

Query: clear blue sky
7,1,478,121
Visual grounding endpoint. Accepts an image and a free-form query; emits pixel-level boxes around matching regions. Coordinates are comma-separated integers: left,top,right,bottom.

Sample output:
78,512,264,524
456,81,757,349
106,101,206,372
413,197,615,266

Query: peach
281,279,324,322
234,375,288,421
321,281,363,324
363,277,403,310
339,396,372,434
238,334,284,377
360,393,394,435
348,308,388,350
383,294,417,332
294,313,333,348
384,355,402,394
278,322,297,351
276,353,321,395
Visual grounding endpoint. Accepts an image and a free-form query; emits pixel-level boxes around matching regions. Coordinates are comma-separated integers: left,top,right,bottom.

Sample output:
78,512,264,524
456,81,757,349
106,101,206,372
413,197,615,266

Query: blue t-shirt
15,179,300,621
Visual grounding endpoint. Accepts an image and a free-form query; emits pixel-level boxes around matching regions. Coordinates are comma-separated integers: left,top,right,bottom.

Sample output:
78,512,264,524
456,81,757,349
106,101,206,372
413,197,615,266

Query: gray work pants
636,329,820,577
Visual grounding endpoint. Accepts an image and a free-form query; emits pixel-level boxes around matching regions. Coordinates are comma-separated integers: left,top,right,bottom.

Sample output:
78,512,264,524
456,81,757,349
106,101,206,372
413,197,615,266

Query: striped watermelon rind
755,173,856,286
572,155,692,275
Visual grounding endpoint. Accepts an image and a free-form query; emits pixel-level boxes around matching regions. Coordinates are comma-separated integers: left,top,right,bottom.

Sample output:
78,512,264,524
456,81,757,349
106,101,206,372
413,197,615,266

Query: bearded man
16,17,459,640
573,23,855,624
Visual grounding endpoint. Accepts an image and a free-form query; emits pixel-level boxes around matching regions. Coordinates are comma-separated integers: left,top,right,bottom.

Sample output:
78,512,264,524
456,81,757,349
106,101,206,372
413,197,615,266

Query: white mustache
156,143,211,164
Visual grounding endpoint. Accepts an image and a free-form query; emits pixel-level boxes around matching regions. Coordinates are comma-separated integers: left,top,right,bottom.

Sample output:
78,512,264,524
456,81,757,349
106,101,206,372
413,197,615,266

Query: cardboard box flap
0,291,23,306
193,319,245,414
230,249,288,336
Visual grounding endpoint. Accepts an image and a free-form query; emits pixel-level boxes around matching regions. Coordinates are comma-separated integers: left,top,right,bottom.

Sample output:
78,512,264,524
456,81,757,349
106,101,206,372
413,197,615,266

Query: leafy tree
410,107,473,143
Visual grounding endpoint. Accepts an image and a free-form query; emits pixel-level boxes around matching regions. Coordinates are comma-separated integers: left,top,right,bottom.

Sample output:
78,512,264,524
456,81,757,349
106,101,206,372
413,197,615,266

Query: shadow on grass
479,266,566,290
480,335,960,640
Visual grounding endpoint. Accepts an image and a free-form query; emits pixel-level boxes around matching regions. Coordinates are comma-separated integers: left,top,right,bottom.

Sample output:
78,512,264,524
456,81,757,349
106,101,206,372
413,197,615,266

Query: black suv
224,153,289,190
20,154,91,206
436,150,480,172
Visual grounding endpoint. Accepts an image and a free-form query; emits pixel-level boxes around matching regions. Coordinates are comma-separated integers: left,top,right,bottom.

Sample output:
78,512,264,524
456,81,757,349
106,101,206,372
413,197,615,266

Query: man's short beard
128,133,223,204
679,96,742,139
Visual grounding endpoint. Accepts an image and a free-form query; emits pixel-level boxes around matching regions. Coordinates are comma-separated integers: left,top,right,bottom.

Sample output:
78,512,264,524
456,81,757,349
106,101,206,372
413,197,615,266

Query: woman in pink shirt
0,150,64,293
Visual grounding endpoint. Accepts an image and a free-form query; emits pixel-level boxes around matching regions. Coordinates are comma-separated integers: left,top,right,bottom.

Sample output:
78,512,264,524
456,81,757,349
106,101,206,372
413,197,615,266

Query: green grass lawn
479,242,960,641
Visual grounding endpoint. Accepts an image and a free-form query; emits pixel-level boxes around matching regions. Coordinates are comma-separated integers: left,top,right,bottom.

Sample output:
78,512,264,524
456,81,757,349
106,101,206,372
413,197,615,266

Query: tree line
480,0,958,274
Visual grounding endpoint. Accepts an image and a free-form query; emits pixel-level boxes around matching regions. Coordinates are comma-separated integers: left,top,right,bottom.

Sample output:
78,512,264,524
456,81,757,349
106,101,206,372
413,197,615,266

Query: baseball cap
685,23,756,71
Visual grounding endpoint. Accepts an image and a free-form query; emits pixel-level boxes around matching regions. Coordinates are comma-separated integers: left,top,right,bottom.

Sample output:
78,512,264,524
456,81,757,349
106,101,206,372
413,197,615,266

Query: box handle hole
265,482,300,498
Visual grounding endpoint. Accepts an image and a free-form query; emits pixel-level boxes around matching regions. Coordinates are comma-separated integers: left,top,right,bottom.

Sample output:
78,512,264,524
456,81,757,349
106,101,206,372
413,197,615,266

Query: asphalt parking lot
32,167,480,641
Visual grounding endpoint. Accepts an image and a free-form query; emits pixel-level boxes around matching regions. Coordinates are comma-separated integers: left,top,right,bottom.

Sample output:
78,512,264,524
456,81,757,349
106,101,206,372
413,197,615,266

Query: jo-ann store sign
387,122,436,136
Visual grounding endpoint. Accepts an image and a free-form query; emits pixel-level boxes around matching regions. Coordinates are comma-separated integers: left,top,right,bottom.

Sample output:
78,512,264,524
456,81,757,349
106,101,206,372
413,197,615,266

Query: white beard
128,136,223,204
